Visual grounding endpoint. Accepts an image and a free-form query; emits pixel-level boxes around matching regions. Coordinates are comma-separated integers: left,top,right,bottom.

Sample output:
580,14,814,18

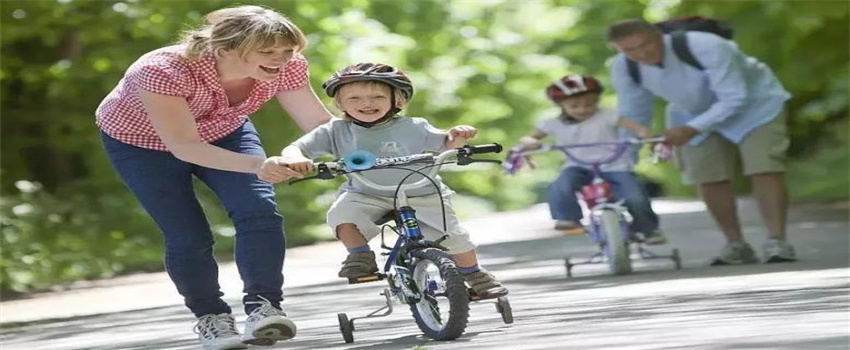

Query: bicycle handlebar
503,137,670,175
290,143,503,193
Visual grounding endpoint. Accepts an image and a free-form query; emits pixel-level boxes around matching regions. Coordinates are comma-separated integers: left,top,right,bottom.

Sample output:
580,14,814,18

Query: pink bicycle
504,137,681,277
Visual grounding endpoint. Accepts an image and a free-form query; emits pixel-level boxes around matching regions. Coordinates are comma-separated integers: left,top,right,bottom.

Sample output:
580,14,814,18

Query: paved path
1,198,848,349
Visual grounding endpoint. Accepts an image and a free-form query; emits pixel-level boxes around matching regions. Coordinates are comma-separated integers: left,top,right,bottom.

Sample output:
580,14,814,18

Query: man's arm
683,33,748,133
611,55,656,129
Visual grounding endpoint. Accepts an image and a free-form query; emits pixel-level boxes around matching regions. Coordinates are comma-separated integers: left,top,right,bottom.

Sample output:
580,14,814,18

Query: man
607,19,795,264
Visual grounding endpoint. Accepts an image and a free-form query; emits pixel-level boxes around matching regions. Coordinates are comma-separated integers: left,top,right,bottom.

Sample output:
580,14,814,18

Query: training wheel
564,257,574,278
496,296,514,324
337,313,354,343
671,248,682,270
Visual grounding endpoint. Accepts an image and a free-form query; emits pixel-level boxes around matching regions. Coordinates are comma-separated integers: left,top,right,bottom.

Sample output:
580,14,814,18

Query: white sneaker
194,313,247,350
242,296,297,346
763,238,796,263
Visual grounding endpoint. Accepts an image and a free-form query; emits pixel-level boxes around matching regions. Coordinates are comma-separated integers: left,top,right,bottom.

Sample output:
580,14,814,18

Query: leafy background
1,0,847,295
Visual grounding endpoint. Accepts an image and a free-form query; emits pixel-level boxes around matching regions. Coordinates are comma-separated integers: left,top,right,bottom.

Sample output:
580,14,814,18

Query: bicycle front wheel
408,248,470,340
599,209,632,275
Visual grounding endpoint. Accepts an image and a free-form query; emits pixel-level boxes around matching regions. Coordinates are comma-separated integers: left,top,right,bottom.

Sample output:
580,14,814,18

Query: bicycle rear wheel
599,209,632,275
408,248,470,340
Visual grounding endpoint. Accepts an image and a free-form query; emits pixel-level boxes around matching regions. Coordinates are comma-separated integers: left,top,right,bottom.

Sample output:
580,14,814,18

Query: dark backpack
626,16,734,85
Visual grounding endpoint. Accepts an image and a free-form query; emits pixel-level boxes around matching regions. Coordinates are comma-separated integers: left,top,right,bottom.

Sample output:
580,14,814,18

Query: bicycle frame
294,144,503,302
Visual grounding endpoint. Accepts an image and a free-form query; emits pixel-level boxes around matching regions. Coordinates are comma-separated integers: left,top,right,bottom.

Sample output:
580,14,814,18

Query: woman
95,5,331,350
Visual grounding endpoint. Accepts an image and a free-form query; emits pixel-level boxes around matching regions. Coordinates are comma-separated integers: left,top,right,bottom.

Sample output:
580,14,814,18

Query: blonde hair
332,81,408,121
179,5,308,60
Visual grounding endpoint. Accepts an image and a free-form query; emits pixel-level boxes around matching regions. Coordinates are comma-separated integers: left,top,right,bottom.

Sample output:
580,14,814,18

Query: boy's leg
327,192,391,278
547,167,593,227
413,195,507,298
101,132,231,318
602,171,660,237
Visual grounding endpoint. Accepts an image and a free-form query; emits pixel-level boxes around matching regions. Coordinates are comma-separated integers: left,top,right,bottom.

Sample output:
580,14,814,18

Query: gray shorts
326,191,476,254
675,112,790,185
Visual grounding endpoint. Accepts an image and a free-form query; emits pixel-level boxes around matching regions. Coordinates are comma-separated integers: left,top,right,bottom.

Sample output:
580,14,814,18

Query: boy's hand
277,155,314,174
258,156,308,183
447,125,478,142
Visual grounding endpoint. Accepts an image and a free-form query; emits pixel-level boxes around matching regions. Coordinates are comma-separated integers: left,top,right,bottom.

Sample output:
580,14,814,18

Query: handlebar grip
463,143,503,154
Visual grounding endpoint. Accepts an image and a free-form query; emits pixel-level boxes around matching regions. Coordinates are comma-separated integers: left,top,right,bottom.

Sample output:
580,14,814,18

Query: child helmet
322,63,414,101
545,75,603,102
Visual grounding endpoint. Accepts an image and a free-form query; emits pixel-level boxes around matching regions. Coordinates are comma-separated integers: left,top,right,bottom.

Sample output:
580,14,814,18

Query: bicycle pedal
468,288,504,301
347,273,385,284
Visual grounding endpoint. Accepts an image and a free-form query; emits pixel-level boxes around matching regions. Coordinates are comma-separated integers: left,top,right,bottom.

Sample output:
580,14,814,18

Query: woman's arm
138,88,299,181
275,84,334,133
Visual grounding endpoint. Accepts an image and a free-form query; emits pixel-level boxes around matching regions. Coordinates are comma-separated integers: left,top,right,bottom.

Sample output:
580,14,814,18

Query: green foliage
1,0,847,293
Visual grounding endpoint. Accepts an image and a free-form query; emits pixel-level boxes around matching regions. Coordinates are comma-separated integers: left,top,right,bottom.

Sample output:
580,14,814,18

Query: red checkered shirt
96,45,309,151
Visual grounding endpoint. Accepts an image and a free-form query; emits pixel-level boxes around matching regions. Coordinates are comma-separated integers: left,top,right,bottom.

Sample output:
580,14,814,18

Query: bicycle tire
408,248,470,340
599,209,632,275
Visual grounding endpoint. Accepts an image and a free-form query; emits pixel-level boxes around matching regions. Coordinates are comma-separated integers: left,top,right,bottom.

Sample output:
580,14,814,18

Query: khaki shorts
327,191,476,254
675,112,790,185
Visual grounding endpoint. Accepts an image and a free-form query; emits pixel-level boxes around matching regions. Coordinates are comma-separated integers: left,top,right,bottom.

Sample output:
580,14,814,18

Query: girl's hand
447,125,478,142
636,126,652,139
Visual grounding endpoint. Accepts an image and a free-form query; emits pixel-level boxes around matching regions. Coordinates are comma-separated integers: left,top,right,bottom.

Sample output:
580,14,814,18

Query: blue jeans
101,120,284,317
547,167,659,234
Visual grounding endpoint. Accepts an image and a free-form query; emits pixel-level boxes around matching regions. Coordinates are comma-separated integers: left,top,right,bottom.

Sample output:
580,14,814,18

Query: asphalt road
1,198,848,350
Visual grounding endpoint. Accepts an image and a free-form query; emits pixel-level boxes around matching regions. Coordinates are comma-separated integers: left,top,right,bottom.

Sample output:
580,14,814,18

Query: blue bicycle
292,144,512,343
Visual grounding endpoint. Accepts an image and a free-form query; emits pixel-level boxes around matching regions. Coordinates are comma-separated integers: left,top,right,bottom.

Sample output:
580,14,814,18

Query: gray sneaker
710,241,759,266
763,238,796,263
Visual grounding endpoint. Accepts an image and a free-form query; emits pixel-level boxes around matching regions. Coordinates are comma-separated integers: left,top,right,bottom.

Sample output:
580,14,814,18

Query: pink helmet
322,63,414,101
545,75,603,102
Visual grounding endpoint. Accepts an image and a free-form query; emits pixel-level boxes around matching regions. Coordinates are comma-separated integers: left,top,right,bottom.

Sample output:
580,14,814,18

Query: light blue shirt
611,31,790,145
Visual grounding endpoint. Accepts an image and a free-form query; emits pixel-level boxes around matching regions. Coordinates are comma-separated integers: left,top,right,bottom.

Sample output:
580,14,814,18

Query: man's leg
740,111,794,262
676,133,757,264
751,173,788,239
698,180,744,242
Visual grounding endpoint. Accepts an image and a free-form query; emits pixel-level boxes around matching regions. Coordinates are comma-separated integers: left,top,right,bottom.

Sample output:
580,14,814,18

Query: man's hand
663,126,698,146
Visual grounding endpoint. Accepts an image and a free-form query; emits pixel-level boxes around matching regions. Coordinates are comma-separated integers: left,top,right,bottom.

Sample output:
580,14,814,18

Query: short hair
606,19,659,42
179,5,308,60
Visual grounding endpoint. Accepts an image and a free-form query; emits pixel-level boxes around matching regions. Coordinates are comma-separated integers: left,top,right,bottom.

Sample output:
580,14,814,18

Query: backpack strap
670,30,704,70
626,57,641,85
626,31,707,85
